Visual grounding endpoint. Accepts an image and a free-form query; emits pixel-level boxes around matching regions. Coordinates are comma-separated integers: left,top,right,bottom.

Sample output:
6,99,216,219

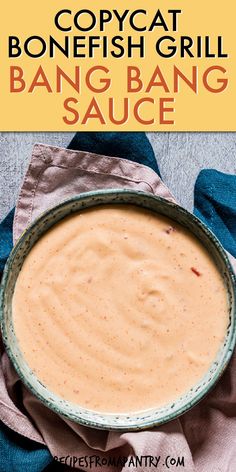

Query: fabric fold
13,143,172,243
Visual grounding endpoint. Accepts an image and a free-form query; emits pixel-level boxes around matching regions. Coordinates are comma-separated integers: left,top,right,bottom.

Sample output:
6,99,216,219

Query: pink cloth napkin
1,144,236,472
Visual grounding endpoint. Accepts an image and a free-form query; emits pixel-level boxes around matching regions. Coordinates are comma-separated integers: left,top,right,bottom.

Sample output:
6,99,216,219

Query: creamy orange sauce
12,205,228,413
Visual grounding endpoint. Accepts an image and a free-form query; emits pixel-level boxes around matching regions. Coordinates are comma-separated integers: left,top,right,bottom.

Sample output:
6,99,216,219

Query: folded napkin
0,132,159,277
0,133,236,472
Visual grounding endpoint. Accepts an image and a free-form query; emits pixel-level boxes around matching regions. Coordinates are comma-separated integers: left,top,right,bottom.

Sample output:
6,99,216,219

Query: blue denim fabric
0,422,52,472
194,169,236,258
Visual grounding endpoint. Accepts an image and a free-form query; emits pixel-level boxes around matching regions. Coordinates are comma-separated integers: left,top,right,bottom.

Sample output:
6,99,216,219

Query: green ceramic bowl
1,189,236,430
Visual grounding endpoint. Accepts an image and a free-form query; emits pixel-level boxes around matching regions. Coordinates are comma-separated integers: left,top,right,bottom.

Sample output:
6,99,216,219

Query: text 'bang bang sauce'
12,205,229,413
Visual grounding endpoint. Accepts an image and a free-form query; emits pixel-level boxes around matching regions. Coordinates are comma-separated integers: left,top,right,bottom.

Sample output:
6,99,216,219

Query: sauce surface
12,205,228,413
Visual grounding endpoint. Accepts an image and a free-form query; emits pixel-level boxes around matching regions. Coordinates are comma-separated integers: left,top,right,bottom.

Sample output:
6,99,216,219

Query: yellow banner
0,1,235,131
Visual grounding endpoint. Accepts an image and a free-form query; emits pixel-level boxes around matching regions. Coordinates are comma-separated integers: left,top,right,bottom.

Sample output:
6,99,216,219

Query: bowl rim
1,188,236,431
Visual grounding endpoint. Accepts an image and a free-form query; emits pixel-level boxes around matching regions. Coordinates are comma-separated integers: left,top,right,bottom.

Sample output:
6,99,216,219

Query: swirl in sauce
12,205,228,413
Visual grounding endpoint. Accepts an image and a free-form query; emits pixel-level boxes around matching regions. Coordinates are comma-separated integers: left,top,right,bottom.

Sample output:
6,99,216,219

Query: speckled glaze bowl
1,189,236,431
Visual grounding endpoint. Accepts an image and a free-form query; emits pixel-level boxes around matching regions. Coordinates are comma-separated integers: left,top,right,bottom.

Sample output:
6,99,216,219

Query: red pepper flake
165,226,176,234
191,267,201,277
